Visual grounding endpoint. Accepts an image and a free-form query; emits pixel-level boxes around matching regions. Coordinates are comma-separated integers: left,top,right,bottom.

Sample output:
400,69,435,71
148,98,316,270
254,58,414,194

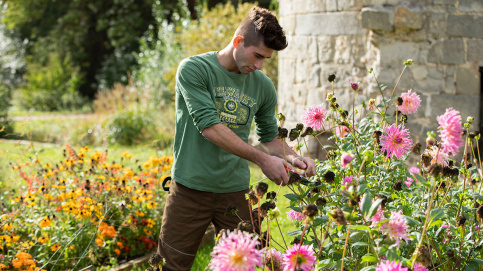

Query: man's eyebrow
254,52,271,59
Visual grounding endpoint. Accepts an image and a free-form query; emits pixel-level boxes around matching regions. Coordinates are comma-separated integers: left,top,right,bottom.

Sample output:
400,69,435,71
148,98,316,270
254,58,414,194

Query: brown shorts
157,181,250,271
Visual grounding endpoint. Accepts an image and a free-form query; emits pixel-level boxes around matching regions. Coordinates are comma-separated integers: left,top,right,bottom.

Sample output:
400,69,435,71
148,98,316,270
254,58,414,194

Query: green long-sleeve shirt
171,51,278,193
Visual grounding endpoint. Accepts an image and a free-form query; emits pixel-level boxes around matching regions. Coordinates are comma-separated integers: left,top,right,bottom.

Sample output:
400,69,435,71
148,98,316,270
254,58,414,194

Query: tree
1,0,157,100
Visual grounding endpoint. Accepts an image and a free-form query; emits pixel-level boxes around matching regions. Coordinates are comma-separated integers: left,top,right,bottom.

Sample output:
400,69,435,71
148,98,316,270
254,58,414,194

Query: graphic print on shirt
213,86,257,129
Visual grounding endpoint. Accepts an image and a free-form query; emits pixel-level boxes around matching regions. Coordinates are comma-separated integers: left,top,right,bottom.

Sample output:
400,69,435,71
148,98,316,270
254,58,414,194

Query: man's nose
254,59,264,70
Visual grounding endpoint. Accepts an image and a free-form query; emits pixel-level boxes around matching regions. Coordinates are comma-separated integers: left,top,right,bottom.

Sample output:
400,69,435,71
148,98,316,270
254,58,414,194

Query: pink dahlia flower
264,248,283,271
380,124,412,160
302,104,327,131
399,89,421,115
437,108,463,155
380,211,409,248
376,260,408,271
209,230,263,271
287,210,304,222
424,145,449,167
341,153,354,168
370,205,385,227
413,262,429,271
282,244,316,271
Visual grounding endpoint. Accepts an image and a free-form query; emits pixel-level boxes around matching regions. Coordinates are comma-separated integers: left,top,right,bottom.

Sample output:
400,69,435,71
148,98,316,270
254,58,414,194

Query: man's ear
233,35,244,49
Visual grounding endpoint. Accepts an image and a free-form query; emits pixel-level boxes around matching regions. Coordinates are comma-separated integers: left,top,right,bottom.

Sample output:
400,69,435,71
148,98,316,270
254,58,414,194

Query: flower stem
340,227,351,271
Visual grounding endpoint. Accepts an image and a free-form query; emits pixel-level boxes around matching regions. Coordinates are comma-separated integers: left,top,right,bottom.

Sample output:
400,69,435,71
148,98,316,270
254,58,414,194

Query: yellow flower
146,219,156,228
134,211,145,217
121,152,133,159
0,263,7,270
38,236,49,244
144,228,153,235
147,201,157,209
12,235,20,242
51,244,60,251
2,222,12,232
69,245,75,250
39,217,52,228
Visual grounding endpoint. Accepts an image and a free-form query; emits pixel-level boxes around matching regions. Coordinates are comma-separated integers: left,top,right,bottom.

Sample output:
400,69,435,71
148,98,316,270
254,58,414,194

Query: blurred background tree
0,0,279,114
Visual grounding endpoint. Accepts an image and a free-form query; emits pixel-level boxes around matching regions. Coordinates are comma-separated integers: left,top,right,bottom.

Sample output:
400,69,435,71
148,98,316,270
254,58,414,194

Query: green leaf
367,198,383,219
287,230,302,236
361,255,378,263
361,192,372,217
430,208,445,221
404,216,421,226
352,241,370,247
349,225,371,232
323,145,336,149
284,193,300,202
413,174,430,187
360,267,376,271
429,220,444,228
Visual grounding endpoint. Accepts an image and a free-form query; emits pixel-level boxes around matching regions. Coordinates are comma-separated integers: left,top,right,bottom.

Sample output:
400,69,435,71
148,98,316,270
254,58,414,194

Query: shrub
105,107,158,146
15,53,88,112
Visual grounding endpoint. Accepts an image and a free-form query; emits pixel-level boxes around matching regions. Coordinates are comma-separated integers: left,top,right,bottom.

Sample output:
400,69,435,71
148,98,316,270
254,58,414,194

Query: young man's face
233,37,274,74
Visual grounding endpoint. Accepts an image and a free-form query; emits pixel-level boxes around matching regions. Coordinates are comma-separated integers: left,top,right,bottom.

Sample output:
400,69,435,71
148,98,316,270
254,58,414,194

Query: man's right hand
258,156,292,185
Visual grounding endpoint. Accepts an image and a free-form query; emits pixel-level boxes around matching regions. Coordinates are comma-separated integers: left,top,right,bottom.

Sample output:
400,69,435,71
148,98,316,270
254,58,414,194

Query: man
156,6,315,270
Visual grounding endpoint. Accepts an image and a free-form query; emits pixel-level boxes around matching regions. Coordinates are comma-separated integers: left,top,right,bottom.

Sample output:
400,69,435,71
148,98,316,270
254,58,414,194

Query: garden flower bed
201,60,483,271
0,145,172,270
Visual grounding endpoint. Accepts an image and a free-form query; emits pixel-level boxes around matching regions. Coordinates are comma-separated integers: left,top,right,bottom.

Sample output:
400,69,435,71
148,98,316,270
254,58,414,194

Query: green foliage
105,107,158,146
15,53,87,111
136,1,280,105
1,0,157,100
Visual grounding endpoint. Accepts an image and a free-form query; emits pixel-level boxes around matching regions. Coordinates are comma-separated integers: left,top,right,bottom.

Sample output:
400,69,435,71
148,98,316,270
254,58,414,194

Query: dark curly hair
235,6,287,51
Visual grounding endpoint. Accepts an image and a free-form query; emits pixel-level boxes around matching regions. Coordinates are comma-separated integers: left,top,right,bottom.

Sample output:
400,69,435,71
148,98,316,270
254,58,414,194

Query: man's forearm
201,123,269,166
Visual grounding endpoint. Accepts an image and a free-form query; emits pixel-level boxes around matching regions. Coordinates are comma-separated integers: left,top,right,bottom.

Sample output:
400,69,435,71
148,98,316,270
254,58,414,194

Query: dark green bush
105,107,158,146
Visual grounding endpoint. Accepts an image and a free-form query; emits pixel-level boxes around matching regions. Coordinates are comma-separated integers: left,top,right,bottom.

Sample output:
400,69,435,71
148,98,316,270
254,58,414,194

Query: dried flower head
421,153,432,168
278,127,288,139
237,220,254,233
457,215,466,227
266,191,276,201
330,208,347,225
302,204,318,219
327,74,336,82
316,197,327,206
300,127,314,137
477,205,483,220
411,142,422,154
255,182,269,198
289,128,300,141
247,190,258,205
260,202,276,218
323,171,335,183
417,245,431,268
428,163,443,178
368,99,376,110
264,248,283,271
395,97,403,106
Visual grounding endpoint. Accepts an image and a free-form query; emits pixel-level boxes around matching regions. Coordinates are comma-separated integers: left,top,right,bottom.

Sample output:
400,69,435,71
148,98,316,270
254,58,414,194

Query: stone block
427,39,465,65
309,64,321,88
279,0,292,17
430,94,480,127
428,12,446,38
334,36,353,64
459,0,483,12
296,13,363,36
295,60,307,83
467,40,483,65
411,65,428,82
443,65,456,94
361,7,394,32
326,0,338,12
378,41,421,67
308,37,319,65
433,0,457,4
447,14,483,38
455,67,480,96
280,15,295,36
394,6,424,30
317,36,335,63
337,0,365,11
413,66,444,93
287,36,310,59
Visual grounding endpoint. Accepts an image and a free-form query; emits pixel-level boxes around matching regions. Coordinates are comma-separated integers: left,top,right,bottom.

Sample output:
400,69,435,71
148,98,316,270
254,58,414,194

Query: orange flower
114,248,121,255
117,242,124,249
39,217,52,228
38,236,49,244
144,228,153,235
95,238,104,247
0,263,7,270
51,244,60,251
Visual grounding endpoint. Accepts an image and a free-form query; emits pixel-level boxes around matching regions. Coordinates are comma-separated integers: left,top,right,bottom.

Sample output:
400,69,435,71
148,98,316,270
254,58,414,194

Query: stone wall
278,0,482,158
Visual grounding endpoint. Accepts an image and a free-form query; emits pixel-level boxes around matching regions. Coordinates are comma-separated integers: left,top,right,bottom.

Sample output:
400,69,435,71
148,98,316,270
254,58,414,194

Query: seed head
316,197,327,206
477,205,483,220
301,127,314,137
278,127,288,139
247,190,258,205
302,204,318,219
260,202,276,218
392,181,402,191
417,245,431,267
255,182,269,198
289,128,299,141
323,171,335,183
428,164,443,177
237,220,253,233
288,171,301,185
446,249,455,259
411,142,422,154
266,191,276,200
457,215,466,227
421,153,432,168
327,74,336,82
148,253,164,268
330,208,347,225
295,123,304,131
395,97,403,106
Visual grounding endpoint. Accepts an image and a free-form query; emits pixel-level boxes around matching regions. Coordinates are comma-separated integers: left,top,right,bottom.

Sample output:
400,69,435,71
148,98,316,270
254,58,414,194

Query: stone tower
277,0,482,158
